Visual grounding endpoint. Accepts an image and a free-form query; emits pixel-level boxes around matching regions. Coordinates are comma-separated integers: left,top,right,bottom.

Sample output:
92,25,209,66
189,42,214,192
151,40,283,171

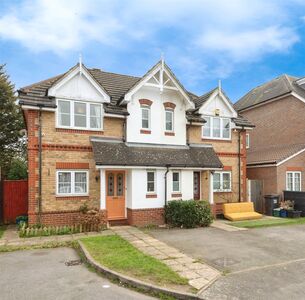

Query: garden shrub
165,200,213,228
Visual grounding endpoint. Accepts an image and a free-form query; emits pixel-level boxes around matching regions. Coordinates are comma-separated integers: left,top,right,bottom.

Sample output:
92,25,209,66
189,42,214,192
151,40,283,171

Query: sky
1,0,305,102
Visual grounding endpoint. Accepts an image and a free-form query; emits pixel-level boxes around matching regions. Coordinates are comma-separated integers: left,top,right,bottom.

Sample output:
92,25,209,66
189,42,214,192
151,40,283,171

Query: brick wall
189,125,247,203
26,109,123,225
28,209,107,226
240,95,305,150
127,208,164,226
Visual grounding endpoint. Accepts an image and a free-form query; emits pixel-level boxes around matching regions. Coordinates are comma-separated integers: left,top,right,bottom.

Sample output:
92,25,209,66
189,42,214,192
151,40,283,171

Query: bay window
57,170,88,196
57,99,102,130
286,172,301,191
202,116,231,140
213,172,231,192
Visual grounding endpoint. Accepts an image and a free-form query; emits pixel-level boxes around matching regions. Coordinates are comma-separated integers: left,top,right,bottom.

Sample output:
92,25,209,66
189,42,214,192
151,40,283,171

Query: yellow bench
223,202,262,221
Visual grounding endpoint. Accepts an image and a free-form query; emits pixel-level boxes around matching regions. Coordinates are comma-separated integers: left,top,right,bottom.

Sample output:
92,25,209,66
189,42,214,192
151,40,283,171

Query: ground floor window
57,170,88,195
147,171,156,193
286,171,301,191
213,171,231,192
172,171,180,192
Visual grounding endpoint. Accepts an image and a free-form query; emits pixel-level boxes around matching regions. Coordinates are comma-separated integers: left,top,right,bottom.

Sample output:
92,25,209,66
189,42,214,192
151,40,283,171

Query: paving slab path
111,226,220,291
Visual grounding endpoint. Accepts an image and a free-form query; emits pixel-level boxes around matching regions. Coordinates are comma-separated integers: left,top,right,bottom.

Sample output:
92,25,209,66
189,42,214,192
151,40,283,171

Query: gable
198,89,237,118
48,64,110,103
123,60,194,110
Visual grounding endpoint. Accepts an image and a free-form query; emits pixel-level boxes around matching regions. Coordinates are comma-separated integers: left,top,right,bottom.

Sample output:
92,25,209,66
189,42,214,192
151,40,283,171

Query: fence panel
3,180,28,224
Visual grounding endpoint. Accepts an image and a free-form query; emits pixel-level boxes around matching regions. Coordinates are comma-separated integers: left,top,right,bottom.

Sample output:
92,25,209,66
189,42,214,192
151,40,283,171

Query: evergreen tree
0,64,25,176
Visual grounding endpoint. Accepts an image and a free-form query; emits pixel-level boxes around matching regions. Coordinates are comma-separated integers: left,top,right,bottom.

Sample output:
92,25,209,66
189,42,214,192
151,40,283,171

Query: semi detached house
19,59,254,226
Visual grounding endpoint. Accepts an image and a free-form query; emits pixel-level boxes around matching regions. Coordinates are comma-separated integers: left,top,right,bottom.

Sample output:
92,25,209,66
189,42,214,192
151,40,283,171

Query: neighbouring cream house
19,59,253,226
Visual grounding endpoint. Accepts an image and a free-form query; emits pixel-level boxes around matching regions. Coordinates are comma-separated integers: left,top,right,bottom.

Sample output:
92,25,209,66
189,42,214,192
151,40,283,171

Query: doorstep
108,218,129,226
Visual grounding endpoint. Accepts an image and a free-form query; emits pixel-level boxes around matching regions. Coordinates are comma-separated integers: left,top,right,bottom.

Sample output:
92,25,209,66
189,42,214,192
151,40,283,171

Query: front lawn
81,235,188,286
229,217,305,228
0,225,6,238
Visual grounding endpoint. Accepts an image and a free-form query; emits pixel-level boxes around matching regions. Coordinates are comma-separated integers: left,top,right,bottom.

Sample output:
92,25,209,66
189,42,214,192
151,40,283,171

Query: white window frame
141,105,151,130
56,170,89,196
213,171,232,192
165,109,174,132
56,99,103,131
146,170,156,193
246,133,250,149
202,116,231,140
172,171,181,192
286,171,301,191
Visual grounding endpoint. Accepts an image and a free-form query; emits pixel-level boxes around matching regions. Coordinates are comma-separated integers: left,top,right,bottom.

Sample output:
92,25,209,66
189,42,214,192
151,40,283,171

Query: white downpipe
209,172,214,205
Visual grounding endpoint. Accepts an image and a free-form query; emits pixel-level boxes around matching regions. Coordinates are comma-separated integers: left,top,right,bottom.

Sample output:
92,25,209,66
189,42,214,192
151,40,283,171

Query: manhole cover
212,257,239,267
65,259,83,266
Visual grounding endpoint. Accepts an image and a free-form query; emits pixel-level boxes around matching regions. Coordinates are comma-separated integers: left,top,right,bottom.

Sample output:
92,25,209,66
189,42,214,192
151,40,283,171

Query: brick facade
26,110,123,225
241,95,305,198
127,208,164,226
189,125,247,203
25,106,247,225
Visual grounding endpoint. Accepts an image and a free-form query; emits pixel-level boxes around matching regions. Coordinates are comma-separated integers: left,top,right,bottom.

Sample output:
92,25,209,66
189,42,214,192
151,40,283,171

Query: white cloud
0,0,301,81
196,26,299,62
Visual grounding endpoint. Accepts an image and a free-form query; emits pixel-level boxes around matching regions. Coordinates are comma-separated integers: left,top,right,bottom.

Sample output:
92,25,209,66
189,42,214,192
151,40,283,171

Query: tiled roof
234,74,305,111
247,143,305,165
18,63,252,126
91,140,223,169
232,116,255,128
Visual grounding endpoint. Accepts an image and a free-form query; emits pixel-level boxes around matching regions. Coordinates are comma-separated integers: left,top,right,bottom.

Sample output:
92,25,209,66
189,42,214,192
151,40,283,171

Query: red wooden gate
3,180,28,224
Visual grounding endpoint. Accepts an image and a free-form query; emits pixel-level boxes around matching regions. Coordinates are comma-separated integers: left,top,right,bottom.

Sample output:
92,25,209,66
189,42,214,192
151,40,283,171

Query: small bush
6,158,28,180
165,200,213,228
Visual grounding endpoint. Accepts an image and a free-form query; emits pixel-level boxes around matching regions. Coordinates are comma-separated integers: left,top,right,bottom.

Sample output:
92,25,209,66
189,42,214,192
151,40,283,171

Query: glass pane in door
117,173,123,196
107,173,114,196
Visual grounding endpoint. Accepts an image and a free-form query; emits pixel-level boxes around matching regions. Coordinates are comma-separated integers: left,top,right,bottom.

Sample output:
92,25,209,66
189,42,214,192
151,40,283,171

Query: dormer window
141,106,150,129
57,99,102,130
202,116,231,140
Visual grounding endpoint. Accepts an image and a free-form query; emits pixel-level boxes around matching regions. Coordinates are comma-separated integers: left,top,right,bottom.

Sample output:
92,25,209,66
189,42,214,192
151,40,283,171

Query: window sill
140,129,151,134
56,128,104,135
56,195,89,200
214,191,232,193
165,131,175,136
146,194,157,198
201,137,232,143
171,193,182,198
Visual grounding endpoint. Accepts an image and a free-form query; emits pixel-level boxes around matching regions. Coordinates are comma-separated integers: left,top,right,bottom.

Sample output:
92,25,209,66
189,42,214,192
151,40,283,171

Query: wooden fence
3,180,28,224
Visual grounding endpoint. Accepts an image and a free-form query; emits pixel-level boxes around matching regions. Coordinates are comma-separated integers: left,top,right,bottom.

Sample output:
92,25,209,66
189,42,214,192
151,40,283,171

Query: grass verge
0,225,6,239
229,217,305,228
81,235,188,286
0,241,76,253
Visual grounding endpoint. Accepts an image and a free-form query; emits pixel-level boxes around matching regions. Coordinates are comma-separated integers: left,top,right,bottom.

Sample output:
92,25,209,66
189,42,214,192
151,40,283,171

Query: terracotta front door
193,171,201,200
106,171,125,220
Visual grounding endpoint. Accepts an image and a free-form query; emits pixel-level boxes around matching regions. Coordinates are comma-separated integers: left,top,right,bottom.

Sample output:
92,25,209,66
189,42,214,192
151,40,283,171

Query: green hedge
165,200,213,228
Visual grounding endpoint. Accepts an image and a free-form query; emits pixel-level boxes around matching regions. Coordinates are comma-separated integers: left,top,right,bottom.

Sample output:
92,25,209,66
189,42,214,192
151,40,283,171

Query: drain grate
65,259,83,266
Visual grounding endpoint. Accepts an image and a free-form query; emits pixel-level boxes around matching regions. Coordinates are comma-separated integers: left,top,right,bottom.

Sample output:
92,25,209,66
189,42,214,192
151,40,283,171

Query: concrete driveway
149,224,305,300
0,247,154,300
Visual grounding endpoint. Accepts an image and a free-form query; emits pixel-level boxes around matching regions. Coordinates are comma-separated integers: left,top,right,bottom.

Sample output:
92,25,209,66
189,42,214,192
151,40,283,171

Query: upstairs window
141,106,150,129
57,99,102,130
165,109,174,132
286,172,301,191
202,116,231,140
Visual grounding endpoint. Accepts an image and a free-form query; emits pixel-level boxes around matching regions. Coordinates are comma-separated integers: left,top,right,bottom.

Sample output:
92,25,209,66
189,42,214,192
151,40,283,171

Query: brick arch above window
163,102,176,109
139,99,153,106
